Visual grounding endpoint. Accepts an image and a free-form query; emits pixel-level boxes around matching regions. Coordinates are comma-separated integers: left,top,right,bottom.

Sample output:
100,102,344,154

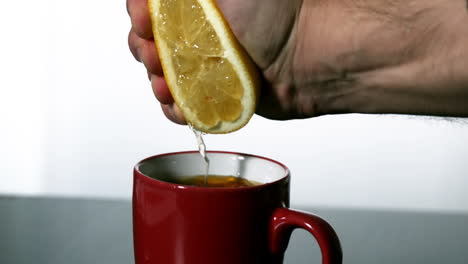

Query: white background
1,0,468,212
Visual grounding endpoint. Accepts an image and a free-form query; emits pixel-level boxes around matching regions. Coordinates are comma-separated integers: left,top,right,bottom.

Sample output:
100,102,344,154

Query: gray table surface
1,196,467,264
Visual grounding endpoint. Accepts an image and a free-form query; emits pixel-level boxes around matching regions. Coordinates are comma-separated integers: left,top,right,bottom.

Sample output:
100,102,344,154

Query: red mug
133,151,342,264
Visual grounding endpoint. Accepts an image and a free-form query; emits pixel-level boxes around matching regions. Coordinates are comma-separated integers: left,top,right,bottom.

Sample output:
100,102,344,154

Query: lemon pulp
157,0,243,128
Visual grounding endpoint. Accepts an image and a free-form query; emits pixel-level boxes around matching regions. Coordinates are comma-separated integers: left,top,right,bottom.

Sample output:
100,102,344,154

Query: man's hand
127,0,468,124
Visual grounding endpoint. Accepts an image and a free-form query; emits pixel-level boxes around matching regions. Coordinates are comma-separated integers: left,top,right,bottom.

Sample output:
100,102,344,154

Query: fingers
161,103,187,125
128,29,142,62
151,75,174,104
129,28,186,125
152,75,187,125
128,29,163,75
127,0,153,39
127,0,187,125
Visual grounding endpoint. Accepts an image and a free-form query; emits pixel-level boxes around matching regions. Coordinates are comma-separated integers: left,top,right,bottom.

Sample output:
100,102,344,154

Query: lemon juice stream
189,124,209,185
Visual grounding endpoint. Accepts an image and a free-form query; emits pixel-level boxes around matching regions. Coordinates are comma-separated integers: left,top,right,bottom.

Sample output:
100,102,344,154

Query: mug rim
134,150,290,192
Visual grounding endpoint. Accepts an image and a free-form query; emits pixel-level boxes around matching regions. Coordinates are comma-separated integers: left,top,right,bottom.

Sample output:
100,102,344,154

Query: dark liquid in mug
167,175,261,187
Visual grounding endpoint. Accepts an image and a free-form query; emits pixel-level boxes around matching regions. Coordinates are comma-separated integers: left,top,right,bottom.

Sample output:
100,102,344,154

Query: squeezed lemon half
149,0,260,133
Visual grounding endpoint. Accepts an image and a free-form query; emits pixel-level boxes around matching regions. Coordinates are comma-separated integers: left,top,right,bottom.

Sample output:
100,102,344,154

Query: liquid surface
167,174,261,187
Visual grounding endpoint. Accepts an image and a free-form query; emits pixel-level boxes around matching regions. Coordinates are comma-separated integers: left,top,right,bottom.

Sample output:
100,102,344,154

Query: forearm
297,0,468,117
354,11,468,117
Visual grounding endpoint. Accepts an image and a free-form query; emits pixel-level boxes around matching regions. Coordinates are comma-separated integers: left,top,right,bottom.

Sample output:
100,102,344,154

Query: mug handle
269,208,342,264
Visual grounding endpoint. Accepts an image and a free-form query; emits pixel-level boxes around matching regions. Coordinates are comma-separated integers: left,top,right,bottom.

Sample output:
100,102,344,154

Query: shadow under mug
133,151,342,264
